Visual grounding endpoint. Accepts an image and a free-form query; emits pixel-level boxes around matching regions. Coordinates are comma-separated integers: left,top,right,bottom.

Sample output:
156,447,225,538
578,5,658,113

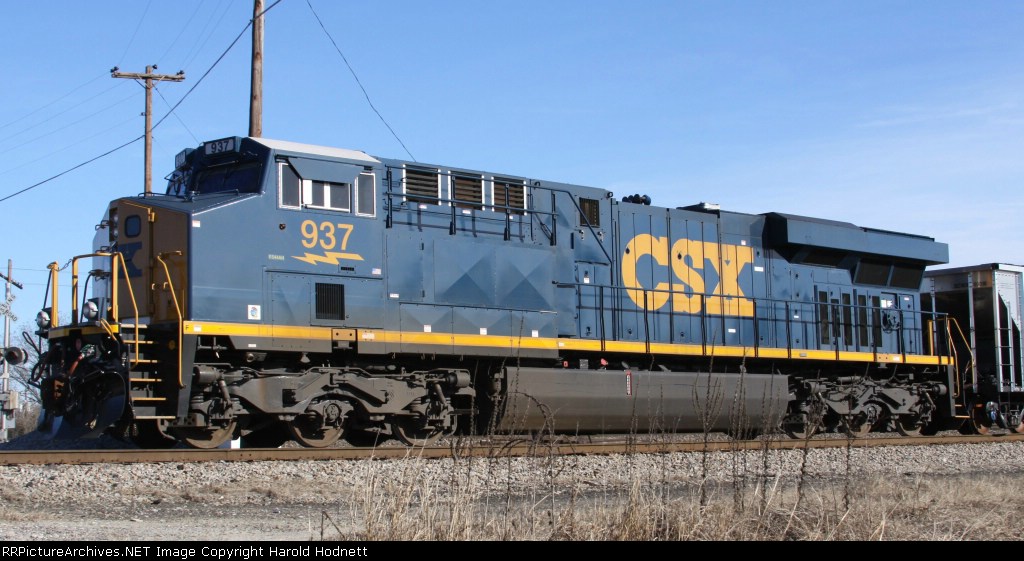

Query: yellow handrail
947,316,975,399
46,262,59,329
111,252,141,367
155,251,185,389
48,252,142,367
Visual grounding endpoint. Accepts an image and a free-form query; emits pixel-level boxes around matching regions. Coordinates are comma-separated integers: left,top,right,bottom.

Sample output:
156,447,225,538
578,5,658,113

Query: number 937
300,220,354,251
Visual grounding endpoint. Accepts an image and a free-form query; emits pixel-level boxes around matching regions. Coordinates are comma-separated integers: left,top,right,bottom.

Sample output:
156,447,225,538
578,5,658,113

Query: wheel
177,420,238,449
783,399,825,440
391,417,451,447
132,419,178,449
969,401,1000,435
287,415,344,448
1010,417,1024,434
895,415,924,437
784,411,821,439
842,414,874,438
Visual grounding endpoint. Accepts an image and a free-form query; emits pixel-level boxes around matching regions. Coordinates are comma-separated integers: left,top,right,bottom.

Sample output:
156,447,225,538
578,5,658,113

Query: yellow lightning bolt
292,251,365,265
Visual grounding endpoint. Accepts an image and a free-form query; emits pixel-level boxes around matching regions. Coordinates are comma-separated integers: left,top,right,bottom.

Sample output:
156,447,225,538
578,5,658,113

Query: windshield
191,160,264,195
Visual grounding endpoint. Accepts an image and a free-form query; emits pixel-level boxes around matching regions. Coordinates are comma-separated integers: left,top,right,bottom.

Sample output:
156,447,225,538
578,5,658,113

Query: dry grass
309,448,1024,541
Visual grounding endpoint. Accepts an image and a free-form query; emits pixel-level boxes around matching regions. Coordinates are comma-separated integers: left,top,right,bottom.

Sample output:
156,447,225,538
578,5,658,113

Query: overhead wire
0,81,130,146
2,90,138,153
117,0,154,66
158,0,208,65
0,72,108,134
0,114,139,177
181,0,239,71
0,137,142,203
152,0,284,131
305,0,416,162
155,85,200,144
0,0,286,204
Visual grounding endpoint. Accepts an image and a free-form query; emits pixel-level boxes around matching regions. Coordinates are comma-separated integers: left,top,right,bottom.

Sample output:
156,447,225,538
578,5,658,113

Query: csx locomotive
29,136,1022,448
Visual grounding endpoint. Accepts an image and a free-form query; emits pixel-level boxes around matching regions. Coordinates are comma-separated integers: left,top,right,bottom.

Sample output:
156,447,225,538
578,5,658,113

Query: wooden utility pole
249,0,264,138
112,65,186,196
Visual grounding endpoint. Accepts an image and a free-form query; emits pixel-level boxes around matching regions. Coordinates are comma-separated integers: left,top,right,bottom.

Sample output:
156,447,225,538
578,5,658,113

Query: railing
48,252,140,331
156,251,185,389
382,168,613,263
560,280,954,364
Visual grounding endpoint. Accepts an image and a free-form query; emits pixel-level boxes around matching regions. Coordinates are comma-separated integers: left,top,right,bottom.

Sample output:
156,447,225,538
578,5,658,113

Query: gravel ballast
3,436,1024,541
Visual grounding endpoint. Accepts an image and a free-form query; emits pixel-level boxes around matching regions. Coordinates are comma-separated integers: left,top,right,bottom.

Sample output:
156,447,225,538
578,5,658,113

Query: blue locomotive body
35,136,961,447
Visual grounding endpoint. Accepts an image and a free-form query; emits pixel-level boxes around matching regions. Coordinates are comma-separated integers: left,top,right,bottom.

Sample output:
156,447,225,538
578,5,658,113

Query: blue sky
1,0,1023,329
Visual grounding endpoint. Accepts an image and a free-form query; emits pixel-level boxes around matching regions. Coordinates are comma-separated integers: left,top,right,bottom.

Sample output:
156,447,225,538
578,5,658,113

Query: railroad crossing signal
0,292,17,323
0,269,18,322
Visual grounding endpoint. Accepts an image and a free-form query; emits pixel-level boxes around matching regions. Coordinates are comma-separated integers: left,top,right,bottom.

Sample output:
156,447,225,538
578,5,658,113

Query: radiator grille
315,283,345,321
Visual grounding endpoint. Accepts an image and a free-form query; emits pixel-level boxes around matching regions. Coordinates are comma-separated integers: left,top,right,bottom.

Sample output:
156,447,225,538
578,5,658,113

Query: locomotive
27,135,1016,448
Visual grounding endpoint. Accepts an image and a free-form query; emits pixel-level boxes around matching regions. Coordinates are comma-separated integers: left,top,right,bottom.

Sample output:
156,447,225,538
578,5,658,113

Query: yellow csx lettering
621,234,755,317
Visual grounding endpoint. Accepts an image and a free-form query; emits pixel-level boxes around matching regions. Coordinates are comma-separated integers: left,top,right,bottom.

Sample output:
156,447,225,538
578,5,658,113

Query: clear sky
1,0,1022,332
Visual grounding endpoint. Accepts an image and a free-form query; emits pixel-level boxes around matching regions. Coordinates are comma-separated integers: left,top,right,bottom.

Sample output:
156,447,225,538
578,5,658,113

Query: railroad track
3,432,1022,465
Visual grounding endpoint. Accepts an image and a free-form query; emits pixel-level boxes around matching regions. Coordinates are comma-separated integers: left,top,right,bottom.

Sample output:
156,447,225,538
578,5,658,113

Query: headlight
35,310,50,329
83,300,99,320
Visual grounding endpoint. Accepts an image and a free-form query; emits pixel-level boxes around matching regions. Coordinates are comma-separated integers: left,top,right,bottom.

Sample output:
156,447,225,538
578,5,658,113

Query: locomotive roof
253,137,379,165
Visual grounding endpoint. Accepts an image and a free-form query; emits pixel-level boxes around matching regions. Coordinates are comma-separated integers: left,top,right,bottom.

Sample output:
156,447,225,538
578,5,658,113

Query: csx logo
621,234,755,316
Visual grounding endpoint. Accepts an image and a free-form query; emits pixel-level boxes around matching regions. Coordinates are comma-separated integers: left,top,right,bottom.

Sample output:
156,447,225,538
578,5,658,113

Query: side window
579,197,600,227
279,162,301,209
817,290,831,345
355,172,376,217
304,180,352,212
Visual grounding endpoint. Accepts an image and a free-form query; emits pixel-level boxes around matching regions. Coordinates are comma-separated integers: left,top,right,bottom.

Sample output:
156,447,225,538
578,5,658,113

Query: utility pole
0,260,22,442
112,65,186,196
250,0,265,138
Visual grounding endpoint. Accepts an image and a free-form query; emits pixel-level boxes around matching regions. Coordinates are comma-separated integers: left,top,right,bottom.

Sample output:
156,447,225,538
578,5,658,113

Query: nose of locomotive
101,199,190,323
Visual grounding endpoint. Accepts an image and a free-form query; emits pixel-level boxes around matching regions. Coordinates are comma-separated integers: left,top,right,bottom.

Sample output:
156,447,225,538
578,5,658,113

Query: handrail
46,262,59,329
112,252,141,367
558,279,955,361
47,252,142,366
382,168,615,263
947,317,974,399
155,251,185,389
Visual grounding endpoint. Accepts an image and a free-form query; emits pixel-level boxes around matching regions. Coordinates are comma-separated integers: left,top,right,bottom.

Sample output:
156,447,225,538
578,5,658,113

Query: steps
123,325,174,420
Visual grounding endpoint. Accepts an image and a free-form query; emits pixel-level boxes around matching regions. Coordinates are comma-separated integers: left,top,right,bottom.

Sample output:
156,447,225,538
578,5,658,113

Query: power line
305,0,416,162
158,0,209,65
0,81,129,147
0,90,138,153
147,0,280,131
117,0,154,66
0,0,286,204
181,0,240,71
0,72,108,133
0,136,142,203
0,114,138,177
155,85,200,145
